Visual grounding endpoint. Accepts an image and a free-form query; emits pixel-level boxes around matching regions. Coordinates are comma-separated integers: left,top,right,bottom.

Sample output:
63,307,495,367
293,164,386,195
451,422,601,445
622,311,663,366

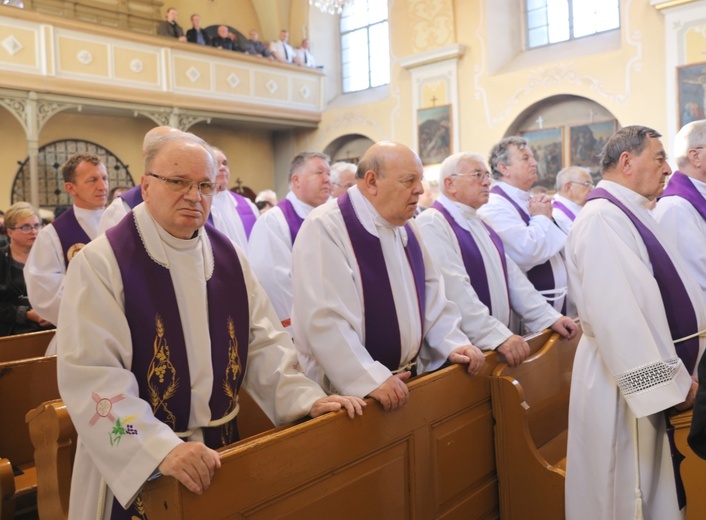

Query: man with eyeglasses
478,136,571,315
248,151,331,335
552,166,594,234
330,161,357,199
291,142,485,412
56,131,365,520
25,152,108,354
417,152,577,367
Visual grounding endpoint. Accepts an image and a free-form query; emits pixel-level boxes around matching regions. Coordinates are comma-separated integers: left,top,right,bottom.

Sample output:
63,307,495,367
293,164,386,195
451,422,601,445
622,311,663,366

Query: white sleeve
24,225,65,325
506,256,562,331
98,198,130,234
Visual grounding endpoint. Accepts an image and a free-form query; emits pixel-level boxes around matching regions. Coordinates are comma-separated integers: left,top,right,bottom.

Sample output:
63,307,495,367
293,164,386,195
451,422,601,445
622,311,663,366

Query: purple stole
431,201,509,316
121,184,214,226
490,185,557,299
338,193,426,372
229,191,257,239
51,206,91,267
661,171,706,222
552,200,576,221
586,187,701,509
277,198,304,244
106,216,249,520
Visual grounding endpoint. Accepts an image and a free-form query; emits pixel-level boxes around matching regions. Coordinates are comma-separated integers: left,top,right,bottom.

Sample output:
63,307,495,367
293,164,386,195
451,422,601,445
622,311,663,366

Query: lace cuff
615,358,681,396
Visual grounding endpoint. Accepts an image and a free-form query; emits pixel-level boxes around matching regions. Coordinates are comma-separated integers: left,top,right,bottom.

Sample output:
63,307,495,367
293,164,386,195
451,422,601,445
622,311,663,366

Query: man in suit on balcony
186,14,210,46
156,7,186,42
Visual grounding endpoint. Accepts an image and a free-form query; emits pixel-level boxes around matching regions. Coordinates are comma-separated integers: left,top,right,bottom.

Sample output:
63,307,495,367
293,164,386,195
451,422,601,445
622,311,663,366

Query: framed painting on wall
418,105,451,165
521,127,563,189
677,61,706,129
569,120,617,183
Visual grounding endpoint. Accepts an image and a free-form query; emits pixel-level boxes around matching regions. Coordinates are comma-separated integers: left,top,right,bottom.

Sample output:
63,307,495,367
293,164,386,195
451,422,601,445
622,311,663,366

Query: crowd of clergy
8,118,706,519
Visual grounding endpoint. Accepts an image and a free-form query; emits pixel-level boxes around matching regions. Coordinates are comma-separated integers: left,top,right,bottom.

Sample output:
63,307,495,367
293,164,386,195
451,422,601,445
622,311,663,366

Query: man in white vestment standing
291,142,485,412
551,165,594,234
248,151,331,334
478,136,570,313
417,152,578,367
56,132,364,520
564,125,704,520
25,153,108,354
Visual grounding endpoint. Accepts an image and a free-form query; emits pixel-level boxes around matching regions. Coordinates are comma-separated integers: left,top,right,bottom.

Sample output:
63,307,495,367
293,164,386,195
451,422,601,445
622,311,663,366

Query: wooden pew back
0,330,54,363
671,409,706,520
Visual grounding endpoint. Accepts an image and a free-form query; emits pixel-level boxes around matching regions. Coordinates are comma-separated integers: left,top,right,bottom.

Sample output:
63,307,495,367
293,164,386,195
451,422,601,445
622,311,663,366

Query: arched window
12,140,134,208
525,0,620,49
340,0,390,93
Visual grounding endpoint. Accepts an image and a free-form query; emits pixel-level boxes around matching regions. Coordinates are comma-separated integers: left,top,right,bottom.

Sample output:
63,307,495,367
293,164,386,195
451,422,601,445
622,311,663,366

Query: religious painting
678,61,706,129
569,120,617,183
521,127,563,189
417,105,451,165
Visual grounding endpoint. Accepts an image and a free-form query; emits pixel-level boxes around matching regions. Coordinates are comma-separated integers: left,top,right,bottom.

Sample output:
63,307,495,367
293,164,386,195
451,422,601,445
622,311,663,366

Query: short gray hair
674,120,706,170
330,162,357,185
555,166,590,191
489,136,530,179
288,151,329,182
439,152,486,195
144,132,218,180
599,125,661,173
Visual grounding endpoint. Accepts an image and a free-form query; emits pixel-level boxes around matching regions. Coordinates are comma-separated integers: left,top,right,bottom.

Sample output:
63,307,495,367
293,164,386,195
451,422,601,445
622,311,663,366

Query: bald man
552,166,594,234
291,142,484,412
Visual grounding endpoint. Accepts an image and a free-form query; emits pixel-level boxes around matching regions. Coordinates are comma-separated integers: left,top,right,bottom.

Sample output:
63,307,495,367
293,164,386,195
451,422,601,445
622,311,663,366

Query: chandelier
309,0,353,15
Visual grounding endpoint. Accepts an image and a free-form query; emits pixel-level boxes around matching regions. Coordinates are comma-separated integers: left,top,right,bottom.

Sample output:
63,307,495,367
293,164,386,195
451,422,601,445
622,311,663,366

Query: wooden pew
490,325,582,520
0,329,54,363
671,409,706,520
0,354,59,519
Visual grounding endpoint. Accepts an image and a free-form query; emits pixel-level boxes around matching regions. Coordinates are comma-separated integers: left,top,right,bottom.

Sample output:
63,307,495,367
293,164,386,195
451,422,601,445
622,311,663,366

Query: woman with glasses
0,202,53,336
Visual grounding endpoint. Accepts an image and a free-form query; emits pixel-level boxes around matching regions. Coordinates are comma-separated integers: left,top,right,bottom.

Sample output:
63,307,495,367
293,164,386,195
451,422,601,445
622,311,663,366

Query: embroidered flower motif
109,415,138,446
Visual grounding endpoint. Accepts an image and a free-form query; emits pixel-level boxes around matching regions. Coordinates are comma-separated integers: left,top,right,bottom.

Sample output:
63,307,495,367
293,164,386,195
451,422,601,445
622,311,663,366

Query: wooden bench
0,329,54,363
0,354,60,519
671,409,706,520
490,325,582,520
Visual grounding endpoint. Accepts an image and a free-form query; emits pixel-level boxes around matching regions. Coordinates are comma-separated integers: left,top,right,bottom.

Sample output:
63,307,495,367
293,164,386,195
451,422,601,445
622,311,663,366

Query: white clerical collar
436,194,477,232
553,194,583,214
286,191,316,218
687,174,706,197
73,204,104,239
348,185,408,245
134,202,214,279
494,181,530,204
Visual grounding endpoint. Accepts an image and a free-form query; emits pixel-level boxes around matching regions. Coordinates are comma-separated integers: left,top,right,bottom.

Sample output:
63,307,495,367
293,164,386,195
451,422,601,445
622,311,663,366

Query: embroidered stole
52,207,91,267
229,191,257,238
106,217,249,520
552,200,576,221
338,192,426,372
277,198,304,244
661,171,706,222
431,201,509,316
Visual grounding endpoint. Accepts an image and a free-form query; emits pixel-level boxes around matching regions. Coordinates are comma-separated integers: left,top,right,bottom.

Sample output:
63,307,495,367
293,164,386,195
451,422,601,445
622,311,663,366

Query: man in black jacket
186,14,210,46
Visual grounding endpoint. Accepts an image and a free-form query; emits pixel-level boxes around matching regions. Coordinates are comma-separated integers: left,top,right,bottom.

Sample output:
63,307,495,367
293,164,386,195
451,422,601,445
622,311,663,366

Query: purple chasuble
661,171,706,222
338,193,426,372
51,206,91,267
277,198,304,244
431,201,509,315
106,217,249,520
552,200,576,222
119,185,143,208
586,187,700,509
490,186,557,298
229,191,258,238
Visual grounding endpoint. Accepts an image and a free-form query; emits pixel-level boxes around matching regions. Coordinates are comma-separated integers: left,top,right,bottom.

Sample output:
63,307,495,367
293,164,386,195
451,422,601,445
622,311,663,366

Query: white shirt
248,191,315,333
58,203,326,520
551,194,582,234
654,174,706,296
291,186,468,397
416,195,560,348
269,40,294,63
477,181,568,311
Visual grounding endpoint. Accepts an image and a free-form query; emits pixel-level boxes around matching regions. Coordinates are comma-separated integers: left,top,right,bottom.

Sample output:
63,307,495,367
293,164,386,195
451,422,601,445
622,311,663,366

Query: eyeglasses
569,181,594,189
452,170,491,181
10,224,43,234
147,173,221,196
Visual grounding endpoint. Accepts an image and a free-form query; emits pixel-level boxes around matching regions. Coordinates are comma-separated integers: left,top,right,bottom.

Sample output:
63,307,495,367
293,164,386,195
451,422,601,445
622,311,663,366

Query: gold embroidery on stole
221,316,241,445
146,315,179,429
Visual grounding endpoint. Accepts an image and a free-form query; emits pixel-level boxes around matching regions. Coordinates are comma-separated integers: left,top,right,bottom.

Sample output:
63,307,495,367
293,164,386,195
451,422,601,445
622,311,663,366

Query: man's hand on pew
369,372,411,412
675,377,699,412
27,309,52,327
449,344,486,375
550,316,579,339
496,335,530,367
158,441,221,495
310,395,367,418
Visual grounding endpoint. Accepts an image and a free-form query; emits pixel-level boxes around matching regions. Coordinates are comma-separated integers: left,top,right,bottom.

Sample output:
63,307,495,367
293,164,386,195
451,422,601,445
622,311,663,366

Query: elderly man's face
630,137,671,199
564,171,594,206
218,25,228,38
498,145,538,191
331,169,355,199
373,149,424,226
142,141,217,239
292,157,331,207
214,150,230,188
65,161,109,210
449,159,491,210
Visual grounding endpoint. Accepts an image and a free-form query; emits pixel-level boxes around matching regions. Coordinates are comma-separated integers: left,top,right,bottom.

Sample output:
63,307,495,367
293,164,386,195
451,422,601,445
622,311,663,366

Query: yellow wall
0,108,29,211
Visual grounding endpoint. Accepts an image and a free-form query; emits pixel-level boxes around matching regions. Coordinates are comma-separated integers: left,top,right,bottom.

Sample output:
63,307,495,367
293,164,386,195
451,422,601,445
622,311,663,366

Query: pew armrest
0,457,16,520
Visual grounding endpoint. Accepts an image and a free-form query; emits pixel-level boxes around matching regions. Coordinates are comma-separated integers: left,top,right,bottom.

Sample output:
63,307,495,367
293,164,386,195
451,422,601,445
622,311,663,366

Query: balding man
330,161,356,198
416,152,577,367
248,151,331,334
478,136,569,313
291,142,485,412
564,126,704,520
552,166,594,233
57,132,364,520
